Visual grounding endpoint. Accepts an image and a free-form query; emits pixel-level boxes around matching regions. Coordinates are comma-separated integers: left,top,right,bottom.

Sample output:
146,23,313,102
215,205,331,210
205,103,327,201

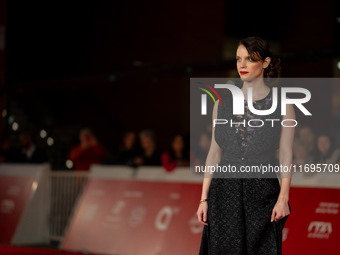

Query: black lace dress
199,88,291,255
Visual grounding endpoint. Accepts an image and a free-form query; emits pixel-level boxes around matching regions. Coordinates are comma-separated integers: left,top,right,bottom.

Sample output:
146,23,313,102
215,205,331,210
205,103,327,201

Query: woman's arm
278,99,296,202
271,98,295,222
197,100,224,225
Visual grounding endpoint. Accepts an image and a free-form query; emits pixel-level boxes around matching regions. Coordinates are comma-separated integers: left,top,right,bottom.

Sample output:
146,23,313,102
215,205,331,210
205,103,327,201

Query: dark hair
168,134,189,161
139,129,156,142
239,36,281,78
313,133,336,163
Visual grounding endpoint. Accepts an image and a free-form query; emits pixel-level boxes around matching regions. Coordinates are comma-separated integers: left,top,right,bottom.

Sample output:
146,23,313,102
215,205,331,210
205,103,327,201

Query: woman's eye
247,57,253,62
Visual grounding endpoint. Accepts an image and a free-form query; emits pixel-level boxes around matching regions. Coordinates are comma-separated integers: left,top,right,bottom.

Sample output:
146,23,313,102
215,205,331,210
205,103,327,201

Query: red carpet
0,244,102,255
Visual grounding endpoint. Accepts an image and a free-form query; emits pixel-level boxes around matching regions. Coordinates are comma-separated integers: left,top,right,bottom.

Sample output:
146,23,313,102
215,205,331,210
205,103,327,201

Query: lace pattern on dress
234,90,273,156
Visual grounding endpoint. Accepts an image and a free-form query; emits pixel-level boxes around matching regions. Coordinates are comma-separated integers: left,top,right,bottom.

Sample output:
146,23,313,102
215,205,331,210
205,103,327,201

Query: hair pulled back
239,36,281,78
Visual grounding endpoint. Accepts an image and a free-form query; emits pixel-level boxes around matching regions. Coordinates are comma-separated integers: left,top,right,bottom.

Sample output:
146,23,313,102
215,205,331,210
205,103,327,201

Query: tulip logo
197,82,223,115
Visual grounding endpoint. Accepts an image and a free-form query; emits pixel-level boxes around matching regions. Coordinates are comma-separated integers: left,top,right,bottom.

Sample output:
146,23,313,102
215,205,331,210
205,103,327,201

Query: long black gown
199,87,291,255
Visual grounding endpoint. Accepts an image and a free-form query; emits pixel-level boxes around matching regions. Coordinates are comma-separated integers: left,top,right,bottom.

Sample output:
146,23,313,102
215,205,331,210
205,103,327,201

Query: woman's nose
240,60,246,68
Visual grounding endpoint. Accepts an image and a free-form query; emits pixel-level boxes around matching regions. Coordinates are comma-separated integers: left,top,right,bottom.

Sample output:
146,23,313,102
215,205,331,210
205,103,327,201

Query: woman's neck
241,79,270,101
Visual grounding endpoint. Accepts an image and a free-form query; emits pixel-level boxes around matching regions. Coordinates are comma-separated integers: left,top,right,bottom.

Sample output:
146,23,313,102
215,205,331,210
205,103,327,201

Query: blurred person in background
312,133,340,165
133,129,161,166
297,125,315,163
292,138,308,166
0,133,12,162
10,131,48,163
113,131,139,166
161,134,190,172
192,132,211,166
69,128,107,171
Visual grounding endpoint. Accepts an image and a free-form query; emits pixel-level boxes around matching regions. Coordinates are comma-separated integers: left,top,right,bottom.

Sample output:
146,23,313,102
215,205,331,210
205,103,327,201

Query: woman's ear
263,57,271,69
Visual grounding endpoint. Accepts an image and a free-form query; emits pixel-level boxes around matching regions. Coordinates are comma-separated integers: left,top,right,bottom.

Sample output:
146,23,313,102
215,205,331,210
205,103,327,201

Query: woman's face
172,135,184,152
293,144,307,159
140,135,154,150
299,127,315,144
199,134,211,151
236,44,270,80
317,135,331,155
124,132,136,149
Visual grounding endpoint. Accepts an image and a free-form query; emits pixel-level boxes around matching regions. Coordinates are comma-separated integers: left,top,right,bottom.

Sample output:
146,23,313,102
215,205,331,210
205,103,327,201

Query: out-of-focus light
32,181,38,191
337,17,340,23
40,129,47,139
133,61,143,67
337,61,340,70
66,160,74,169
2,109,7,117
8,115,14,124
47,137,54,146
108,74,116,82
185,66,193,74
12,122,19,131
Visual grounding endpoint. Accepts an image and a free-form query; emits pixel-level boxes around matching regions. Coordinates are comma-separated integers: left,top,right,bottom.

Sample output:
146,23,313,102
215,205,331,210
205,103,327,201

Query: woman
113,131,138,166
292,138,308,166
161,134,190,171
192,132,212,167
133,129,162,166
312,133,340,165
197,36,295,254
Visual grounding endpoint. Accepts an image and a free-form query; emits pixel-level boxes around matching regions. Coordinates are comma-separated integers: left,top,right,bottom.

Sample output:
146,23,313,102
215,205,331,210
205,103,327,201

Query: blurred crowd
0,131,48,164
292,125,340,171
0,125,339,173
192,124,340,176
110,129,191,172
0,128,191,172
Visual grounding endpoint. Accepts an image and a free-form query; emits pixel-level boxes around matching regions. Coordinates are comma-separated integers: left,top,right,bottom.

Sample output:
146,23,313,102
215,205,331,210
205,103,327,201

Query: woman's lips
240,71,249,75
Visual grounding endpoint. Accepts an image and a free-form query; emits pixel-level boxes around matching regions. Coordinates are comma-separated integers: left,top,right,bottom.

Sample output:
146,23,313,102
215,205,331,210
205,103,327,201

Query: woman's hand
271,200,290,222
197,202,208,225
